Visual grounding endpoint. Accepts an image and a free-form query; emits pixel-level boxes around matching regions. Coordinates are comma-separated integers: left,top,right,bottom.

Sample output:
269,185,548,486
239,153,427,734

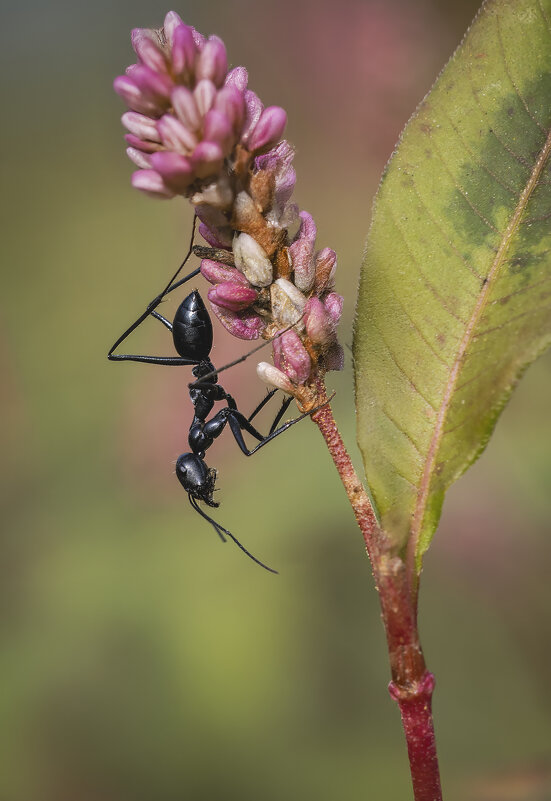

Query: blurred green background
2,0,551,798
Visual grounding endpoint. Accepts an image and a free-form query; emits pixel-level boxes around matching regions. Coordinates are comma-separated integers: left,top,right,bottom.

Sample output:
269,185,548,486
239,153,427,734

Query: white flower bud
256,362,294,394
233,232,273,287
270,278,307,327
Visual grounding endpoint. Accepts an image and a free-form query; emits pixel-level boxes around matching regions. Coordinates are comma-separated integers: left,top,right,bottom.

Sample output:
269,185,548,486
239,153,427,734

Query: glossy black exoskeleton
108,235,311,572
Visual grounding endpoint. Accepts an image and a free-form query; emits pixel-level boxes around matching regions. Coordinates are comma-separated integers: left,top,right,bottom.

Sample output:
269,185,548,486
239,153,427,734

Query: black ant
108,220,312,572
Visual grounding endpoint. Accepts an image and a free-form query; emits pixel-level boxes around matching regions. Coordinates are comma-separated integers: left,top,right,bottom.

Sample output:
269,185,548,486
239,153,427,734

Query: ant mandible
108,218,311,572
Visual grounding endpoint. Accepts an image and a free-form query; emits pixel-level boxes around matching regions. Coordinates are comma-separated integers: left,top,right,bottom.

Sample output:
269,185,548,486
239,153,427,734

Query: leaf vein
387,204,470,324
441,106,518,197
490,274,551,305
409,180,484,281
536,0,551,39
430,136,503,234
407,119,551,576
472,300,551,339
496,11,548,134
391,292,453,367
370,317,439,412
378,405,424,458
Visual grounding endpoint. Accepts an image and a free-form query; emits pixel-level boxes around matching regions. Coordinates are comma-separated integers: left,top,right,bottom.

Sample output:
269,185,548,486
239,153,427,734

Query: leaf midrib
406,124,551,581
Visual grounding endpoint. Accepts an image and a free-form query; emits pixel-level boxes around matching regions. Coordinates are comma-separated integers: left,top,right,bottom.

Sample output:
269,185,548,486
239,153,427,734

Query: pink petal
157,114,198,152
214,86,245,136
121,111,161,141
131,29,168,73
171,23,197,81
207,282,258,311
248,106,287,155
194,79,217,116
150,151,193,192
172,86,201,131
209,303,265,340
191,141,223,179
289,210,317,292
304,296,334,346
131,170,175,198
203,109,233,154
195,36,228,87
200,260,249,285
124,133,161,153
224,66,248,92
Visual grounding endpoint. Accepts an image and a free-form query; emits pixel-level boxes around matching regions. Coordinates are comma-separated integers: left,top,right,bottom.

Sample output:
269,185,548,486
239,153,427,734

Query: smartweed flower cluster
114,11,343,410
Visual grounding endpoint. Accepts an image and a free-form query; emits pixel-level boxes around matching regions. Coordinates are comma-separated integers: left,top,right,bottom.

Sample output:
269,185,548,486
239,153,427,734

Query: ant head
176,453,218,507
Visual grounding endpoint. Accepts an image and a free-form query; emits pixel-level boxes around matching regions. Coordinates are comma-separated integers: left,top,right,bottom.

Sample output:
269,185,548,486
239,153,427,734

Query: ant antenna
154,213,200,304
189,318,304,388
189,495,278,574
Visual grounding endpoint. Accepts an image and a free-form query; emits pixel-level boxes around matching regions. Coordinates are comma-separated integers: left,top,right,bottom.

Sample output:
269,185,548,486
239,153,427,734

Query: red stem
310,377,442,801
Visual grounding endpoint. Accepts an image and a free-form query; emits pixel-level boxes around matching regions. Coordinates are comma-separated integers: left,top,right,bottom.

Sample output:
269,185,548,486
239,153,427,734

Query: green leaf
353,0,551,570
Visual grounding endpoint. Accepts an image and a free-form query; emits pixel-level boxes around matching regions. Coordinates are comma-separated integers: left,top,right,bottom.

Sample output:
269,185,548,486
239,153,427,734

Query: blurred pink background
1,0,550,799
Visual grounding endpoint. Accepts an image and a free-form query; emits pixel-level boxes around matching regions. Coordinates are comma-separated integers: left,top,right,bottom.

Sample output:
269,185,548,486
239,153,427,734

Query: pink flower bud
172,86,201,131
196,36,228,87
314,248,337,293
210,303,265,340
304,297,334,346
248,106,287,155
171,24,197,81
289,210,316,292
323,292,344,325
191,27,206,49
194,79,217,116
198,222,232,249
242,90,263,142
163,11,184,47
278,330,311,384
203,109,233,155
150,152,193,193
114,76,159,116
214,86,245,136
131,170,175,198
201,260,249,285
191,141,224,179
208,282,258,311
256,362,294,394
131,29,168,73
122,111,161,142
224,66,248,92
126,147,152,169
194,202,232,238
124,133,160,153
128,64,173,105
157,114,197,152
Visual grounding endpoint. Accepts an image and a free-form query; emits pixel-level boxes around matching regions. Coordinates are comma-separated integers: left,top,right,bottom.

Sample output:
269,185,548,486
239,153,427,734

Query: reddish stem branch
310,377,442,801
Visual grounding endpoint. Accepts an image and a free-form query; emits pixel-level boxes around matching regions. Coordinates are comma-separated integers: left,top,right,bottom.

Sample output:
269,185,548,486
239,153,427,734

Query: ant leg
150,311,173,331
245,390,294,434
109,307,201,365
107,266,201,358
108,354,200,365
217,388,286,428
108,216,200,358
225,406,314,457
246,389,279,423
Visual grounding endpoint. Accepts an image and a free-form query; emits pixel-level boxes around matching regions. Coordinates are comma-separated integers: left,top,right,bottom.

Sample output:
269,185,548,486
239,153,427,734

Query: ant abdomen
172,291,213,361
